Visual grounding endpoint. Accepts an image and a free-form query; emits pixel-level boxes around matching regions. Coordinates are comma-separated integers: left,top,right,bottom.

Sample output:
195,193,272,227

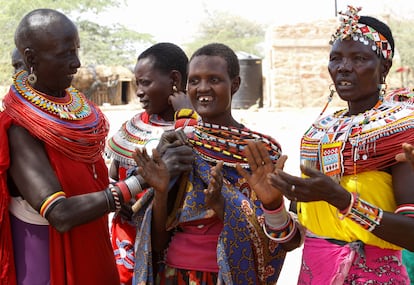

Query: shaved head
14,9,76,53
13,8,81,94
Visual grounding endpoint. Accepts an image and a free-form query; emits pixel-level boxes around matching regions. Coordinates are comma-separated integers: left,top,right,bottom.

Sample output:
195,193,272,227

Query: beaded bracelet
344,193,383,232
39,191,67,218
262,215,297,243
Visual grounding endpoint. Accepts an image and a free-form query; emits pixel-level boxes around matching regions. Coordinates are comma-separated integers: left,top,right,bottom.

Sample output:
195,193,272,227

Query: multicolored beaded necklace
301,99,414,182
188,122,282,168
13,70,91,120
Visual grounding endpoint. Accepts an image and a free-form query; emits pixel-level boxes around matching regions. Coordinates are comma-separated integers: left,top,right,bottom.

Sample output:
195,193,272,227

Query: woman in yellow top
247,6,414,284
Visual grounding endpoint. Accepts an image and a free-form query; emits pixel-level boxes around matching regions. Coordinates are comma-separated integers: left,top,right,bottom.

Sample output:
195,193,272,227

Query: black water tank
232,52,263,109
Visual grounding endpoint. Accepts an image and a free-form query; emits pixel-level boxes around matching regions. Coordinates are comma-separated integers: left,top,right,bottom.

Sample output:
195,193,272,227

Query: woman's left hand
236,141,287,210
268,165,350,211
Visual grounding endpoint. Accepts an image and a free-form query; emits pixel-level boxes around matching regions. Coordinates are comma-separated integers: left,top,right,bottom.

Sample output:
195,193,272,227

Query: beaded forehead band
330,5,393,60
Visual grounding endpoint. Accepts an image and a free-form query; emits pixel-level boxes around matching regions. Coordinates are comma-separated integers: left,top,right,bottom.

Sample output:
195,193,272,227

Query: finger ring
291,184,296,192
261,161,265,166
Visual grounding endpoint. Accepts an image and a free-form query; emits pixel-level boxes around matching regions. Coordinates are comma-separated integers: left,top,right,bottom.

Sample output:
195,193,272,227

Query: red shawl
0,86,119,284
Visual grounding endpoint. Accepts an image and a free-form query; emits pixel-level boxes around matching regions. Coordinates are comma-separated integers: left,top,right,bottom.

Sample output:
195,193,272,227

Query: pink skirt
298,236,409,285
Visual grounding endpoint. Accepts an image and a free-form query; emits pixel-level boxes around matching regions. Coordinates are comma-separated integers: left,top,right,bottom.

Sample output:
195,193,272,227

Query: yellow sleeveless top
297,170,401,250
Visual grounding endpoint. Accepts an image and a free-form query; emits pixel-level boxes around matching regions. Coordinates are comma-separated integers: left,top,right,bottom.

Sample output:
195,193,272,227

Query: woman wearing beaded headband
131,43,303,284
0,9,149,285
105,42,196,285
250,6,414,284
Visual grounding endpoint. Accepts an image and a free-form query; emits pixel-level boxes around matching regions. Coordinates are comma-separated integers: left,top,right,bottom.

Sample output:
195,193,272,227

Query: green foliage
184,11,266,58
77,20,154,67
0,0,152,85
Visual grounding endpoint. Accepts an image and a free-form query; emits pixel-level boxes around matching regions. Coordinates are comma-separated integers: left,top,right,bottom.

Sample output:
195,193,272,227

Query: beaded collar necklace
13,70,91,120
188,122,282,168
301,99,414,182
105,112,175,166
4,71,108,163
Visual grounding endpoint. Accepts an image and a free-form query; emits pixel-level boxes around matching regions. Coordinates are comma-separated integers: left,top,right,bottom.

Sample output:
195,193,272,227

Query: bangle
261,203,289,229
115,181,132,202
43,197,65,219
104,187,116,212
395,204,414,218
39,191,67,218
124,176,143,197
110,186,122,212
337,192,356,220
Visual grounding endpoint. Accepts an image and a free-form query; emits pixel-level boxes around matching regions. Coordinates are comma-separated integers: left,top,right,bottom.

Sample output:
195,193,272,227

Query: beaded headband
330,5,393,60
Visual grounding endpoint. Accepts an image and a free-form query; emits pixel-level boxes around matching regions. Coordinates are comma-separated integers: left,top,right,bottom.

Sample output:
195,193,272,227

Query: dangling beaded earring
378,78,387,100
27,66,37,85
318,84,336,118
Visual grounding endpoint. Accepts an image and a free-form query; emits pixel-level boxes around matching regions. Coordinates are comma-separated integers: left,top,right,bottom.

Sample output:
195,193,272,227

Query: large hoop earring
28,66,37,85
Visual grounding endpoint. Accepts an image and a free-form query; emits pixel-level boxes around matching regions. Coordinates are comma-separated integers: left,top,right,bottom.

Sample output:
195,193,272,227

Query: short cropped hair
190,43,240,79
138,42,188,89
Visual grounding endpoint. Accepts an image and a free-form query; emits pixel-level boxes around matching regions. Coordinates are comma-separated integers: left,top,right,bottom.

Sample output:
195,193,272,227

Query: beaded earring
28,66,37,85
317,84,336,120
378,77,387,100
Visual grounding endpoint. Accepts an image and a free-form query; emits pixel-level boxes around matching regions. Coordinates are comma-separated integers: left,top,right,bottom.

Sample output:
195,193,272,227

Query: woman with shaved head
0,8,129,285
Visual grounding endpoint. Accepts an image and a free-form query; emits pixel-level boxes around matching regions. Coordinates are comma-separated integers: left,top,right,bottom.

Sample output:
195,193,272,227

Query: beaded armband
339,192,383,232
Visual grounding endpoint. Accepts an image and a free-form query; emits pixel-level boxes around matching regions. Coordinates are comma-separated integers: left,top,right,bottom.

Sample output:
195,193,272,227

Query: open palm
132,148,170,194
236,141,287,207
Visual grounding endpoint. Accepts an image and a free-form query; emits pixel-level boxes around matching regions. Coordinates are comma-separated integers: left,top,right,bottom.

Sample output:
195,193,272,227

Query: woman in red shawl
0,9,144,285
